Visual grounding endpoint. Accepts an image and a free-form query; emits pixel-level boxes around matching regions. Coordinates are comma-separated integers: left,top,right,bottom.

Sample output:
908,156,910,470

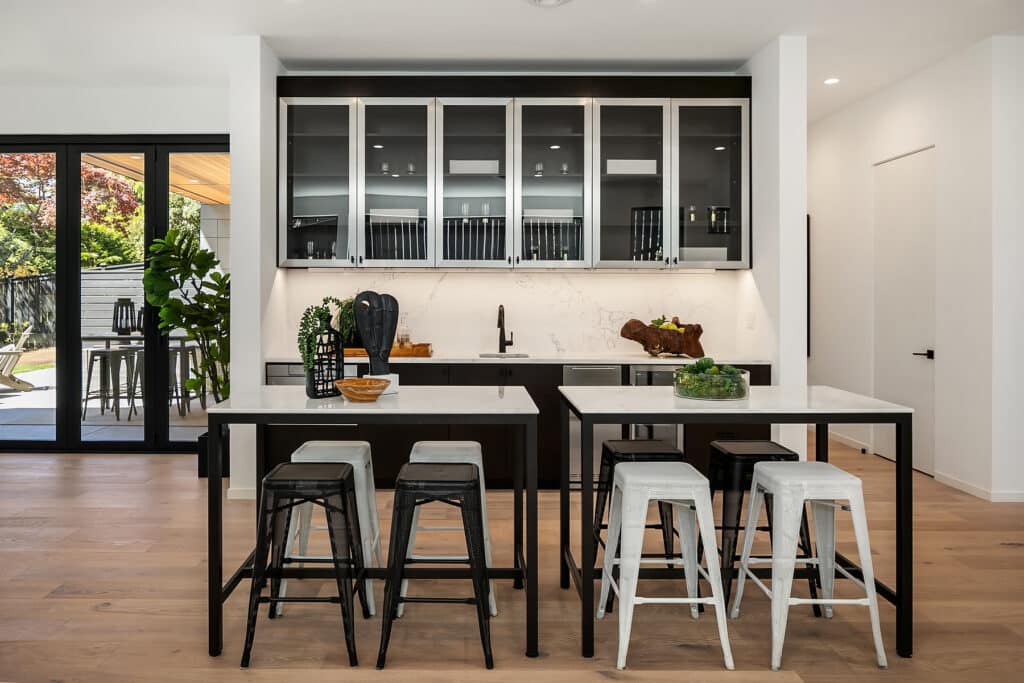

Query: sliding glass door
0,136,228,452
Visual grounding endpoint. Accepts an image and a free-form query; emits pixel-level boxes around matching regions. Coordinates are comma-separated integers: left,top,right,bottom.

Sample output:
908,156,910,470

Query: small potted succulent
673,357,749,401
298,296,347,399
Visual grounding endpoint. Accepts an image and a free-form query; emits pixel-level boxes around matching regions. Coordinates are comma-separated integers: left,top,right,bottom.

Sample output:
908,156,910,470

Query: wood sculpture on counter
620,317,705,358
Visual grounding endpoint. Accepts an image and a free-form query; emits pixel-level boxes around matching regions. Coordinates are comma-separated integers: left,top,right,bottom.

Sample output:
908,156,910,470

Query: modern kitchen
1,1,1023,681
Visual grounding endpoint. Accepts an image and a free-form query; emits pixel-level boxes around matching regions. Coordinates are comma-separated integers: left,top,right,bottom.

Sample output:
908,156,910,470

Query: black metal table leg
559,400,570,590
580,417,594,658
208,419,223,657
896,417,913,657
525,417,539,658
513,425,524,590
815,422,829,462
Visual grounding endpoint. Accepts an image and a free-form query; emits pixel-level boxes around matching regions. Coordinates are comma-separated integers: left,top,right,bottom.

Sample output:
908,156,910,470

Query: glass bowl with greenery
673,358,749,401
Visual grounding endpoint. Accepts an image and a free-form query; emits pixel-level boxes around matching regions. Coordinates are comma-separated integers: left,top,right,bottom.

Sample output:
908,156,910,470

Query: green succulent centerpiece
673,357,749,401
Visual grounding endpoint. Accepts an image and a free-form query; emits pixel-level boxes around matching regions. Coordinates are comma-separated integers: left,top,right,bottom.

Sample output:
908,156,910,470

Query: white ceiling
3,0,1023,120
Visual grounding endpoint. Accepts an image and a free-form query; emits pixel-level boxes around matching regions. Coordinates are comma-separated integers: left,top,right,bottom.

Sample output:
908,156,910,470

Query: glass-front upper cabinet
593,99,671,267
671,99,750,268
357,98,435,266
278,98,358,267
513,99,592,267
435,99,513,267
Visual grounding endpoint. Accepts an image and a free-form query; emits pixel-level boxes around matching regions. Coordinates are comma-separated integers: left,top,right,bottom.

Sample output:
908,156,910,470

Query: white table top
209,384,538,415
558,384,912,416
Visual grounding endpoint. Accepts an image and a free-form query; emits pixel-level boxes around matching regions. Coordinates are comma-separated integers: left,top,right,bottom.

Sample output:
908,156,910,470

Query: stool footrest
399,596,477,605
405,557,469,565
259,596,340,604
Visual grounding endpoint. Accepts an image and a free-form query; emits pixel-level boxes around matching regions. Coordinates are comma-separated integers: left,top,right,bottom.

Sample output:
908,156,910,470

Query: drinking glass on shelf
407,162,416,175
481,202,490,224
561,162,569,175
461,202,471,223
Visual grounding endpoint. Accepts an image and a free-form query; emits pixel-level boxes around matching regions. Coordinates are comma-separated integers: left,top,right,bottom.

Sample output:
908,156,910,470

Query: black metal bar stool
240,462,369,668
708,440,821,615
377,462,493,670
593,439,686,567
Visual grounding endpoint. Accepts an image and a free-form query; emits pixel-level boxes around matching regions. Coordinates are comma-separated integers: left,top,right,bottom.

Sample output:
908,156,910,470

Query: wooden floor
1,439,1022,682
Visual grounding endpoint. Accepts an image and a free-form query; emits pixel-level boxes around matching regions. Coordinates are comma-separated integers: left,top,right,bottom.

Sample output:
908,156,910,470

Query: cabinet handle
673,257,678,265
665,257,670,265
912,349,935,359
358,255,363,264
507,256,512,265
515,256,520,264
350,255,355,264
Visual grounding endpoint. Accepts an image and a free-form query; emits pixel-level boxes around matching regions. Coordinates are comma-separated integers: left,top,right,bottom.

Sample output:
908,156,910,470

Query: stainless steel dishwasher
630,363,686,447
564,365,624,485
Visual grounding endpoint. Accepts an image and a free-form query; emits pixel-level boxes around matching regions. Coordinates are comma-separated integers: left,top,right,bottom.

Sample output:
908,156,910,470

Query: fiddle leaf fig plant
143,227,230,402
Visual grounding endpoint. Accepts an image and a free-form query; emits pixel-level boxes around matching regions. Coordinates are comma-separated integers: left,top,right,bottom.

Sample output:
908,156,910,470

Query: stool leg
810,500,836,619
240,489,275,668
694,491,735,670
730,483,764,619
718,459,746,608
396,504,420,618
674,502,700,619
597,481,623,619
461,486,494,669
274,501,307,617
657,501,676,568
325,492,361,667
82,354,95,420
267,497,293,620
768,492,804,672
614,489,649,670
475,471,499,617
848,489,888,669
798,510,823,617
377,490,416,669
343,486,371,620
592,452,612,567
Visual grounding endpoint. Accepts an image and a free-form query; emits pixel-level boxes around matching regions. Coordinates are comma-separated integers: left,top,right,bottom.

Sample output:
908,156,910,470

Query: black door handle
912,349,935,359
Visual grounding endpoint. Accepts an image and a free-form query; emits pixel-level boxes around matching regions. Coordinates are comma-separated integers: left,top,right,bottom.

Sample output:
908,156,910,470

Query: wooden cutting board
345,343,433,358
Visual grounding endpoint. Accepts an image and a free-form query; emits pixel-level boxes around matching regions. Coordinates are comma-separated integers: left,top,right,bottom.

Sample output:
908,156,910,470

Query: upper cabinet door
670,99,750,269
593,99,671,268
279,98,358,267
357,98,436,267
513,98,592,268
435,98,514,268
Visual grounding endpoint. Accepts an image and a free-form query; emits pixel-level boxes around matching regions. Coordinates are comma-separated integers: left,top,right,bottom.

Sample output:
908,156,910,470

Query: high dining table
205,384,540,658
558,384,914,659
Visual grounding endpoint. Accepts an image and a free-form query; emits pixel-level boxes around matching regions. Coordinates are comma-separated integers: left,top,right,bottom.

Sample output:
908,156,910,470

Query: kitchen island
205,385,540,659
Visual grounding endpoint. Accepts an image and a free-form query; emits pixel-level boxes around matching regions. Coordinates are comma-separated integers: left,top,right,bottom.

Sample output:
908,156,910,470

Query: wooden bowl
335,377,390,402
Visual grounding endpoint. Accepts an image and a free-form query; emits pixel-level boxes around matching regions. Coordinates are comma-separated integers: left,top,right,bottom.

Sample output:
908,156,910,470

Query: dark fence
0,273,56,347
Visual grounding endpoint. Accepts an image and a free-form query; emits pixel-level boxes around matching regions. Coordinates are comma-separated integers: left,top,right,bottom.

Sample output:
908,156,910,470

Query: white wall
989,36,1024,500
0,84,227,134
227,36,283,499
809,36,1024,501
740,36,809,455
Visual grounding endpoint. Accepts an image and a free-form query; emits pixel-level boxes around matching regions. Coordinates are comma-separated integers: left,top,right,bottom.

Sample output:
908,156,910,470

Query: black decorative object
305,330,344,399
112,297,136,335
354,291,398,376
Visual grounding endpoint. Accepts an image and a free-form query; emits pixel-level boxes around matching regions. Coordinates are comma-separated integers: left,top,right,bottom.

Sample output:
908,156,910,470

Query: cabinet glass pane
676,106,743,263
599,105,664,263
520,105,585,263
441,105,506,262
285,105,350,261
363,105,429,261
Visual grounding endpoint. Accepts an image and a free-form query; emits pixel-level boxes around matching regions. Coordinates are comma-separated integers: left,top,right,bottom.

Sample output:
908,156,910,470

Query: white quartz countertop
558,384,913,416
210,384,538,415
264,352,772,366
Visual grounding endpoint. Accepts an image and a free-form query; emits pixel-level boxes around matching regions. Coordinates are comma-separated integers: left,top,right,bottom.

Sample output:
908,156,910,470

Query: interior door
872,147,935,473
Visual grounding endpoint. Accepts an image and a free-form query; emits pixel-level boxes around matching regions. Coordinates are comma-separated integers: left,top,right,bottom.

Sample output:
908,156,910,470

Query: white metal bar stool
731,461,887,671
597,461,735,671
276,441,383,616
398,441,497,617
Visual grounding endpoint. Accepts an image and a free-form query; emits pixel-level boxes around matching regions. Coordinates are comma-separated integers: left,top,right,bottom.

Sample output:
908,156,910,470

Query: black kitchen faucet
498,305,514,354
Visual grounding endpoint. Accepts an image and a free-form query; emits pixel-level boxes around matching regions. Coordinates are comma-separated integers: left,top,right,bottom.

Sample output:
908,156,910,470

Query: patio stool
593,440,685,569
377,462,493,669
276,441,383,617
707,440,821,613
240,462,370,668
731,461,887,671
82,345,140,421
598,461,734,671
398,441,497,617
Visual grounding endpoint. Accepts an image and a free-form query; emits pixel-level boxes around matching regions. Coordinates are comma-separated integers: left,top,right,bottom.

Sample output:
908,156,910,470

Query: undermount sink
479,352,530,358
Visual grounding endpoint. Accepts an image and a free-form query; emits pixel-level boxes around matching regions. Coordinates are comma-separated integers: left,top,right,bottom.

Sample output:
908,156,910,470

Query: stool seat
711,439,797,459
614,461,706,489
398,462,478,488
264,462,352,488
604,439,682,458
410,440,483,460
292,440,372,462
754,461,861,490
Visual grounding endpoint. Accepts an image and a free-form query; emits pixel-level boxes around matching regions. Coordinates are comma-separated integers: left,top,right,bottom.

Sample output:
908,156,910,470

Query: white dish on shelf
607,159,657,175
450,159,500,175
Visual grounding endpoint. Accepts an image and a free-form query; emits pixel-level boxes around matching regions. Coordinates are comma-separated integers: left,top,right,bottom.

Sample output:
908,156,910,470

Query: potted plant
143,227,230,476
298,296,347,398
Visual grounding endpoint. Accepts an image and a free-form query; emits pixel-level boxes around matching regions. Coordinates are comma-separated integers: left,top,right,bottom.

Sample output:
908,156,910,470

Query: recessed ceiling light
372,144,384,149
824,77,840,86
714,146,726,151
130,155,143,160
189,178,201,183
391,173,400,178
549,144,561,150
525,0,572,7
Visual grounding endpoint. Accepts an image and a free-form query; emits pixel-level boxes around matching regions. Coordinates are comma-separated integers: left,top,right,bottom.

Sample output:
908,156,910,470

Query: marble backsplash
264,269,773,361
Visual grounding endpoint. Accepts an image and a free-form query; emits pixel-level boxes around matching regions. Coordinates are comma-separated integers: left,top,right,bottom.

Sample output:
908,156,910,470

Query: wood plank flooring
0,439,1022,682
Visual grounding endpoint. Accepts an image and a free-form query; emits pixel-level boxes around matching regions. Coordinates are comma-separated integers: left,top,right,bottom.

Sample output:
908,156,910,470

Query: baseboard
934,471,992,500
988,489,1024,503
227,486,257,500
